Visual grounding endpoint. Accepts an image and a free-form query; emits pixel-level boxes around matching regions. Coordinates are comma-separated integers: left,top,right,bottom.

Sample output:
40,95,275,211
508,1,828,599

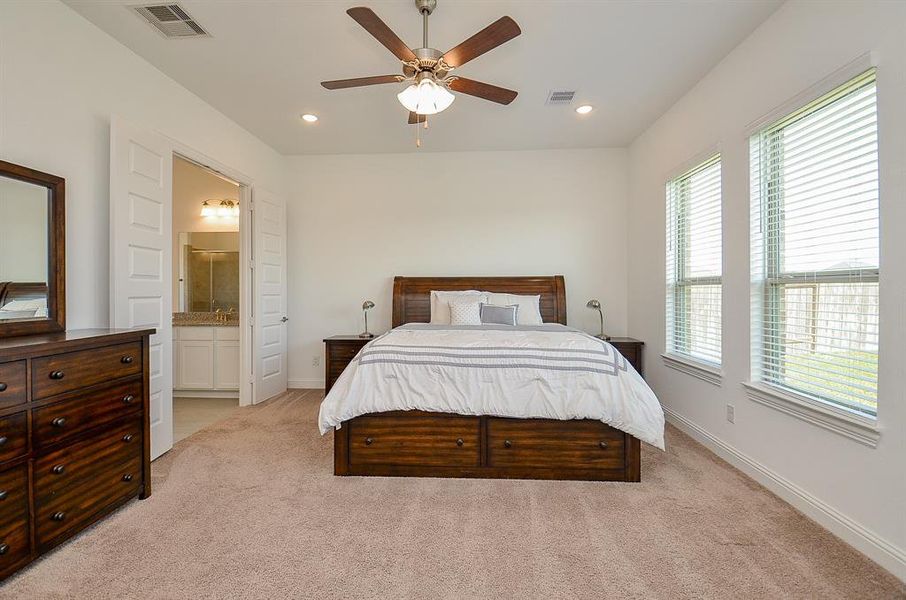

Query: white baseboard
173,390,239,399
288,379,325,390
663,406,906,583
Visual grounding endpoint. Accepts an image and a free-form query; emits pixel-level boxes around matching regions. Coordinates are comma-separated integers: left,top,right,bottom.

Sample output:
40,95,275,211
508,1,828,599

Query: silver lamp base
358,332,374,339
595,334,611,341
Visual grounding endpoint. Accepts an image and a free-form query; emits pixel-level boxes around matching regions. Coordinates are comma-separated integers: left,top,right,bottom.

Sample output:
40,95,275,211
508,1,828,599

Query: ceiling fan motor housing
415,0,436,15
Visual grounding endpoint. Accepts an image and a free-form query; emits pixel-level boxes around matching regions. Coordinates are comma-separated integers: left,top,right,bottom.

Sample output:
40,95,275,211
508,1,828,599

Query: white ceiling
64,0,782,155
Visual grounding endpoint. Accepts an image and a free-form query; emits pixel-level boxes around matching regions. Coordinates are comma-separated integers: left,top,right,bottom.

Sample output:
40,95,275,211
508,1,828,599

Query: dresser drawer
32,342,142,400
33,379,142,448
0,465,29,529
348,413,480,467
0,522,30,573
0,412,28,464
35,419,142,503
0,362,26,410
486,418,625,469
36,454,141,547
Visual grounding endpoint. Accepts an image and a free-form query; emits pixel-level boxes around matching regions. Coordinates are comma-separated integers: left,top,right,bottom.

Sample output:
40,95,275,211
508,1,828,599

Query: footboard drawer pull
456,438,464,447
364,437,373,446
503,440,512,448
51,512,65,522
599,441,609,450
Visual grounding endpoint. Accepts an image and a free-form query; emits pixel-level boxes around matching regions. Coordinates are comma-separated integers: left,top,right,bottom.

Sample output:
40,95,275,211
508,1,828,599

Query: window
666,154,722,366
750,69,879,417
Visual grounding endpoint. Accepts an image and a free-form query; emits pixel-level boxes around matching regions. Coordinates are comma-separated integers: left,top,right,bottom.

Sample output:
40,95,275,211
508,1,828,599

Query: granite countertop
172,312,239,327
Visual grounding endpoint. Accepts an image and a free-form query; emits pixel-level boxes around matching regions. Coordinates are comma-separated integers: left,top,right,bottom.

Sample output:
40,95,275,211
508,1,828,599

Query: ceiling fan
321,0,521,125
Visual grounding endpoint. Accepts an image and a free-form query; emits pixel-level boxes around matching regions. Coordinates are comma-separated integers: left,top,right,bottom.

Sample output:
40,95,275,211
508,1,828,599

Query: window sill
661,353,722,386
742,382,880,448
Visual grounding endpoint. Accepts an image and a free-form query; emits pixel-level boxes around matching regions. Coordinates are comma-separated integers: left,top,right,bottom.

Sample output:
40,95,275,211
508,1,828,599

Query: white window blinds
666,155,722,366
750,68,879,416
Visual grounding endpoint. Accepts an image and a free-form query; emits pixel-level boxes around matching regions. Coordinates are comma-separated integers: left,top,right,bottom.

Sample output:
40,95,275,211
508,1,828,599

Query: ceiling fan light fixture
397,77,455,115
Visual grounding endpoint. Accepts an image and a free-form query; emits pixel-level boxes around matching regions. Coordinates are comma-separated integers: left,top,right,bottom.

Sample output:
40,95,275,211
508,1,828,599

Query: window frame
665,153,723,374
748,67,880,431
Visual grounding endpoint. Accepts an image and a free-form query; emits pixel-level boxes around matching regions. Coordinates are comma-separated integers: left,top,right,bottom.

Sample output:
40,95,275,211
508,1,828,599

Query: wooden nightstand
324,336,373,393
607,337,644,376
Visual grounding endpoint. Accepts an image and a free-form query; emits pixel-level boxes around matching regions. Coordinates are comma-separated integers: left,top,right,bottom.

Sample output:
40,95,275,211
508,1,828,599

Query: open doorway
111,115,288,459
171,156,241,443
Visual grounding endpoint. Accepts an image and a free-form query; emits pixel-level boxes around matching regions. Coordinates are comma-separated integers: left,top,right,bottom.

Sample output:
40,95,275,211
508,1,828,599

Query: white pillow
430,290,488,324
449,300,482,326
485,293,543,325
1,298,46,312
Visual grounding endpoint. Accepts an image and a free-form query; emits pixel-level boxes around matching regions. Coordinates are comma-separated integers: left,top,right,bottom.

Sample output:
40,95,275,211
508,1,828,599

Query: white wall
627,0,906,580
287,148,628,387
0,1,286,329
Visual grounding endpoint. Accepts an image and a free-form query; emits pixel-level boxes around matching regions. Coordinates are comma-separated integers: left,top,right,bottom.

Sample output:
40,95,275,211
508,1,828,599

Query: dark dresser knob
0,543,8,555
0,383,7,392
120,356,134,364
456,438,464,447
122,434,134,443
122,474,133,482
503,440,512,448
364,437,373,446
0,490,7,501
599,441,609,450
122,395,135,404
51,417,66,428
49,370,65,380
51,511,65,522
52,464,66,475
0,436,7,446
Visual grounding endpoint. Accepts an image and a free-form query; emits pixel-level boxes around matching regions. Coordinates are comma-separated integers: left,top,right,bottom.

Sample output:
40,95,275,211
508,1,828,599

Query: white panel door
110,115,173,460
253,188,287,403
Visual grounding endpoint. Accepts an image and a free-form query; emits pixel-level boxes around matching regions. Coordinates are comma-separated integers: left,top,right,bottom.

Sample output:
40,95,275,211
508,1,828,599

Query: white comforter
318,324,665,449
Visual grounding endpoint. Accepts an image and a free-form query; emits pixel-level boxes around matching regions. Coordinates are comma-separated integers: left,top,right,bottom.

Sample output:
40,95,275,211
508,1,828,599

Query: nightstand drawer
324,336,372,393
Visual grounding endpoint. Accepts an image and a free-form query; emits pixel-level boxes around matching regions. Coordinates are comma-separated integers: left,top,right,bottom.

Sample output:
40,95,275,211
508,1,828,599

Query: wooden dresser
0,328,153,580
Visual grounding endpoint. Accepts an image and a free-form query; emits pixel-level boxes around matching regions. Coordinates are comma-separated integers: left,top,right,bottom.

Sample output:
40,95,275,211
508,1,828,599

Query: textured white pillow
430,290,488,324
485,293,543,325
449,300,482,326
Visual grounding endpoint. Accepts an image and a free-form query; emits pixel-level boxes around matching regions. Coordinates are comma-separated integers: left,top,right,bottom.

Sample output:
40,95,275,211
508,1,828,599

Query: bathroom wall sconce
201,199,239,218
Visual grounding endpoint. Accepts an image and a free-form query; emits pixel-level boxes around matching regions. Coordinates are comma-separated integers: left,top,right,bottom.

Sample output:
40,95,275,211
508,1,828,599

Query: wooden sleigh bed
332,276,642,482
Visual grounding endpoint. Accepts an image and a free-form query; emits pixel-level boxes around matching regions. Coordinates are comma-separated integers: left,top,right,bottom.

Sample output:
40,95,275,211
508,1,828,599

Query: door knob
281,316,289,323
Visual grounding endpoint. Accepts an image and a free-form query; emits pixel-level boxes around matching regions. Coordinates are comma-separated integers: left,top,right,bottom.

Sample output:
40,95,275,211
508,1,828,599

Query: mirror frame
0,159,65,338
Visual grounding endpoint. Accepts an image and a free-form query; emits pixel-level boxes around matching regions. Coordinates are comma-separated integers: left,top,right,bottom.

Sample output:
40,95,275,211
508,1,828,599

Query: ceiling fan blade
347,7,417,62
440,16,521,69
448,77,517,105
321,75,402,90
408,112,427,125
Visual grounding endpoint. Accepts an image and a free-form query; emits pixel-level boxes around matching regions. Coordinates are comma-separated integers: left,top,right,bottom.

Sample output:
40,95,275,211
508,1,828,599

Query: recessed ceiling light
575,105,593,115
301,114,318,123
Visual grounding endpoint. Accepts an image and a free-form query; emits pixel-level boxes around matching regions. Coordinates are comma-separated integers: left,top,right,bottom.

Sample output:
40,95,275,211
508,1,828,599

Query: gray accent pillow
479,303,519,326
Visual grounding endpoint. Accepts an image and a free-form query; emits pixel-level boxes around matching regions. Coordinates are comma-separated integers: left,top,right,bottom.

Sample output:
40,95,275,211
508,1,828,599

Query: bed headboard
392,276,567,327
0,282,48,307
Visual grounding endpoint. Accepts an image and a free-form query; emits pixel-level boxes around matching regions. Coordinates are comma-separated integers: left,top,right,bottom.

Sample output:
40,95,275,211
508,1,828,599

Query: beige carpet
3,390,903,599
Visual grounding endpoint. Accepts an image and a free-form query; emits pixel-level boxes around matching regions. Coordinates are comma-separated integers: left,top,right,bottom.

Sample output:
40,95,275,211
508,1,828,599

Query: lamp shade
362,300,375,311
200,200,216,217
397,78,455,115
586,299,601,310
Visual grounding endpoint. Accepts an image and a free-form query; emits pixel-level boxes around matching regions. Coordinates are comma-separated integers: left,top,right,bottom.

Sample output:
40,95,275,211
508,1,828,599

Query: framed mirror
0,160,65,337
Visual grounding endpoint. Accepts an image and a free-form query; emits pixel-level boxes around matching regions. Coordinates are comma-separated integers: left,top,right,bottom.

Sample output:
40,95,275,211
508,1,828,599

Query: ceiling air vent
546,90,576,106
133,4,209,38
